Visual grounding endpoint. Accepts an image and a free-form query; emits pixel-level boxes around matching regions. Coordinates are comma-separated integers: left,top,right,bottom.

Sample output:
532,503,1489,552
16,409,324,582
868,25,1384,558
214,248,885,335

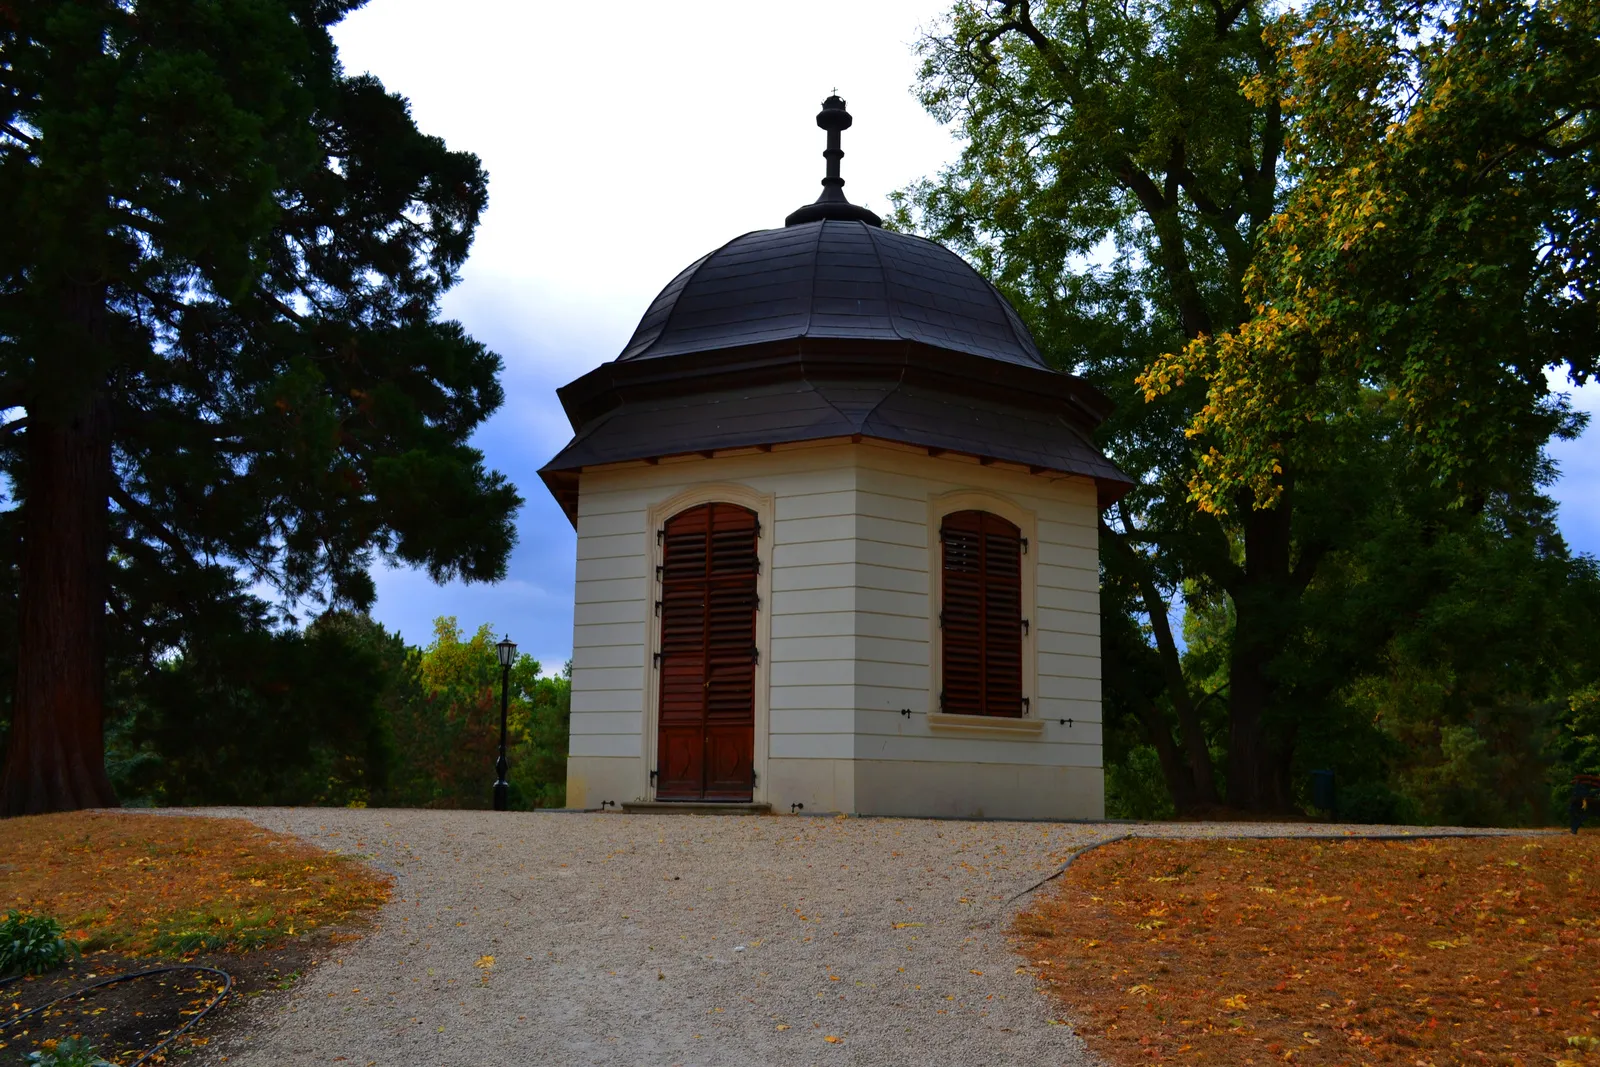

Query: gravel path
187,809,1546,1067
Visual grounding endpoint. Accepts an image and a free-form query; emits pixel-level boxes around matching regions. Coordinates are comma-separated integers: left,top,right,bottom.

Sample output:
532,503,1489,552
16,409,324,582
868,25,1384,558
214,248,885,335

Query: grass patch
0,812,390,957
1014,833,1600,1065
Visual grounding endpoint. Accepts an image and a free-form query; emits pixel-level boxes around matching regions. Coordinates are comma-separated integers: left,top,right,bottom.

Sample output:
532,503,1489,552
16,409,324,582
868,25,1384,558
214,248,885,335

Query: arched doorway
656,502,758,801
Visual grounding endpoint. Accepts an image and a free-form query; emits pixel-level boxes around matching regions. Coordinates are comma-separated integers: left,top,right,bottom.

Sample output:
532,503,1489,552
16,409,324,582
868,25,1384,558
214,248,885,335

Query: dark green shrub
1337,780,1420,825
25,1037,114,1067
0,910,78,977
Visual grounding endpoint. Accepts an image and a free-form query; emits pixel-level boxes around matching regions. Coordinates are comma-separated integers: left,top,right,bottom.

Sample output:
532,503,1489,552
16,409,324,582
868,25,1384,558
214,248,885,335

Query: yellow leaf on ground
475,955,495,969
823,1035,842,1043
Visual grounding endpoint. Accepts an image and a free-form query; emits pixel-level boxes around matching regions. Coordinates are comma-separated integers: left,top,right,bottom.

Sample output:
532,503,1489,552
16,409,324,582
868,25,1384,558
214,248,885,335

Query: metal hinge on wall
1020,537,1029,554
1021,618,1030,635
1021,697,1031,714
649,768,658,783
751,647,760,665
653,652,663,668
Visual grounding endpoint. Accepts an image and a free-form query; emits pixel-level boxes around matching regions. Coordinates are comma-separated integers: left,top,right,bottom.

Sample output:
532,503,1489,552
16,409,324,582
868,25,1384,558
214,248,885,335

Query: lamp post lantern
493,634,517,811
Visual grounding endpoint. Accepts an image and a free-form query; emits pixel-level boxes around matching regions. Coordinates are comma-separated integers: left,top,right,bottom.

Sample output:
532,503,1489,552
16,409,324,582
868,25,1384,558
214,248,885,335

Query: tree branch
1208,0,1249,37
0,121,38,149
110,483,192,562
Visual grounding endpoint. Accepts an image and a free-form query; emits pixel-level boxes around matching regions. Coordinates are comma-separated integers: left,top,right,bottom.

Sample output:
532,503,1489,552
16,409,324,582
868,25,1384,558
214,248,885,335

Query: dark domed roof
617,220,1049,369
539,93,1132,525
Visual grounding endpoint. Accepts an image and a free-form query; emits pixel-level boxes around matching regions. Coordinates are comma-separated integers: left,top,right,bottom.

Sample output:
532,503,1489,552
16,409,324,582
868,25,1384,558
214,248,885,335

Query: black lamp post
493,634,517,811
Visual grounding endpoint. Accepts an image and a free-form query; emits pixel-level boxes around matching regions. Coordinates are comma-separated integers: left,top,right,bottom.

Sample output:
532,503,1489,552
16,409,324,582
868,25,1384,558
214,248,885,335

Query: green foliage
25,1038,113,1067
1334,780,1418,826
381,617,569,810
1144,0,1596,513
904,0,1599,820
1106,746,1178,821
0,910,78,978
1559,684,1600,780
105,612,571,812
110,610,398,806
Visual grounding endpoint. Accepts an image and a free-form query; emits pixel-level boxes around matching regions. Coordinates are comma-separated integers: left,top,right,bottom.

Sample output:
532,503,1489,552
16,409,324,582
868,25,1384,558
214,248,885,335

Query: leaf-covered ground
0,811,390,955
1013,834,1600,1065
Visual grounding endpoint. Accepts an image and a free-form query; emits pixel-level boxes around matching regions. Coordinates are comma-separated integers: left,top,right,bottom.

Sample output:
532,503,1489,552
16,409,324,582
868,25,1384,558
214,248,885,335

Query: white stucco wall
564,439,1104,820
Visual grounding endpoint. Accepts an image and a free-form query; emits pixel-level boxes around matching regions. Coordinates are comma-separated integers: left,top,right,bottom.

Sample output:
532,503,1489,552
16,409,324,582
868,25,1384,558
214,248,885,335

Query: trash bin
1310,769,1337,819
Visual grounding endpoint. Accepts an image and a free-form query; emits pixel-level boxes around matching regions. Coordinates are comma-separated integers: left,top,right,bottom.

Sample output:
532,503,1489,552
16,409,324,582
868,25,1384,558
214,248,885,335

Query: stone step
620,801,772,816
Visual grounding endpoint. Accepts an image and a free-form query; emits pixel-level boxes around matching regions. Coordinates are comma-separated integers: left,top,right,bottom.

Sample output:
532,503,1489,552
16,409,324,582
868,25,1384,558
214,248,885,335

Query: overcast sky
331,0,1600,672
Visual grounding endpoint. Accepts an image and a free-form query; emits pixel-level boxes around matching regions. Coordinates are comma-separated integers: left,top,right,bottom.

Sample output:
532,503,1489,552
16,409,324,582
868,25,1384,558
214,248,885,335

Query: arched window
940,510,1024,717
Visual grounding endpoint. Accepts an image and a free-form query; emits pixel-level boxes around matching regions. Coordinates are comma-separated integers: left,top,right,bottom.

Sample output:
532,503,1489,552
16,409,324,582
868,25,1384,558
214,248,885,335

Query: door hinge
1022,697,1031,714
655,564,664,581
751,769,758,786
653,652,663,668
655,600,662,616
1021,618,1030,635
656,528,664,545
751,647,760,665
938,612,944,628
1020,537,1029,554
649,768,659,783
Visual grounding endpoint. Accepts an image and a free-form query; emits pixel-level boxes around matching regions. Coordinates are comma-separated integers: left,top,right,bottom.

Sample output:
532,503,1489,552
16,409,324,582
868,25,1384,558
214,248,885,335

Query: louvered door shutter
656,502,757,801
702,505,758,798
657,506,711,799
940,510,1024,717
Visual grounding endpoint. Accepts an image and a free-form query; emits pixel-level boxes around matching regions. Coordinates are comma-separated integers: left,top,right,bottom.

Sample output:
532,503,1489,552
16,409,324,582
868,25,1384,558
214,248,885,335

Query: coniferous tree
0,0,520,814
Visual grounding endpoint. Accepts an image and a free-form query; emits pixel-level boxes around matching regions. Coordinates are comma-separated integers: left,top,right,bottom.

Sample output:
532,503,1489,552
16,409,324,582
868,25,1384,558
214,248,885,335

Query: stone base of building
567,756,1103,822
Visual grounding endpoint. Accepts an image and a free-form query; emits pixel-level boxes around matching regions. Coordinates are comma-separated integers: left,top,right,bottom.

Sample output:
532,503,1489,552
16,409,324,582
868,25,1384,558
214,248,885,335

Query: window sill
927,713,1045,739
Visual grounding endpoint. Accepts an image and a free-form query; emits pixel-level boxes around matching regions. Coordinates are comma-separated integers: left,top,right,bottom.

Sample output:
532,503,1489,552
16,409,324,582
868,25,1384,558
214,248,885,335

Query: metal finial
785,94,882,227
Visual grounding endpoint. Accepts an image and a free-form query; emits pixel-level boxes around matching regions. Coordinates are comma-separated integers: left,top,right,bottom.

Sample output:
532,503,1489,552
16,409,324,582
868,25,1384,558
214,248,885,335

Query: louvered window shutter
940,510,1024,717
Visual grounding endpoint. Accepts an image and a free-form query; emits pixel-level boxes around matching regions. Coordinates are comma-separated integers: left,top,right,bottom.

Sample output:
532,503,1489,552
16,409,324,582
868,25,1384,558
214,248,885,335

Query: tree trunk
1224,502,1297,813
0,302,117,815
1131,699,1199,814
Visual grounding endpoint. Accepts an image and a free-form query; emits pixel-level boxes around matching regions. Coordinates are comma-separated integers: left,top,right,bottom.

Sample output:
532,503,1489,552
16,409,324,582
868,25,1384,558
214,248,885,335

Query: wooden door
656,503,758,801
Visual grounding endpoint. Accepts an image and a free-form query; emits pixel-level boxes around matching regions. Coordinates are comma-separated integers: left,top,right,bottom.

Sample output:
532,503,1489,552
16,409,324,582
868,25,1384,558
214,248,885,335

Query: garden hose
0,964,233,1066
